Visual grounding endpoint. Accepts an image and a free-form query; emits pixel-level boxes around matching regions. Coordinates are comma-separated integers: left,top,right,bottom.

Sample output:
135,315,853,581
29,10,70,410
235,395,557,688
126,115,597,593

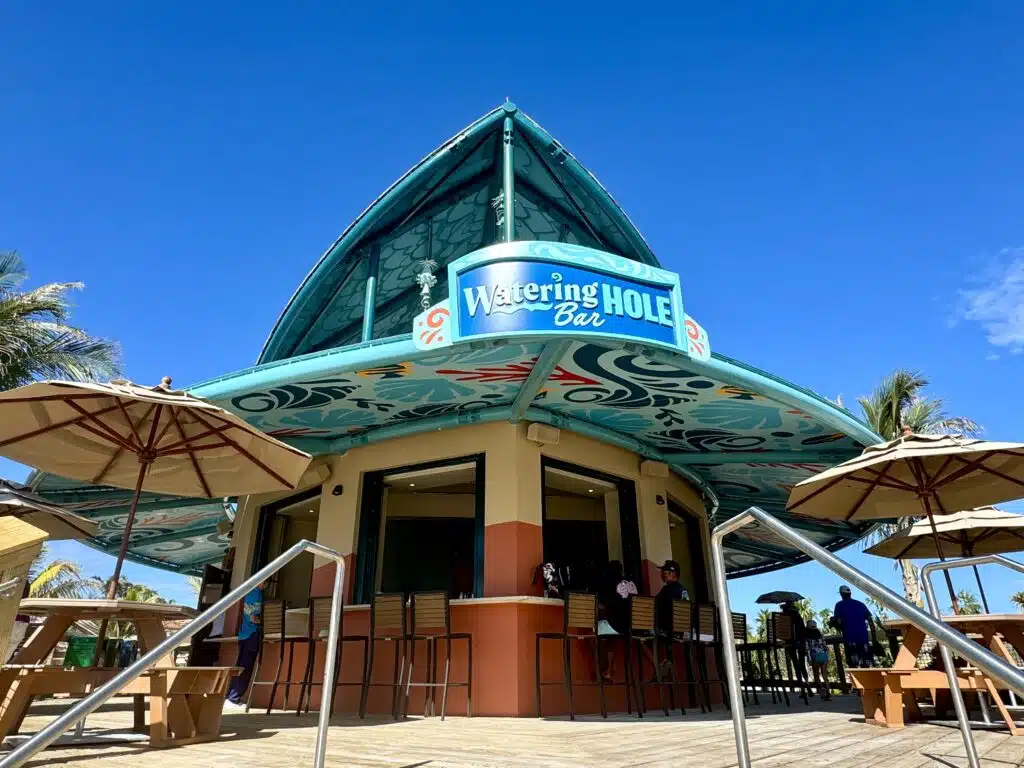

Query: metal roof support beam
109,523,222,548
360,243,381,343
666,450,852,466
502,111,516,242
509,341,571,423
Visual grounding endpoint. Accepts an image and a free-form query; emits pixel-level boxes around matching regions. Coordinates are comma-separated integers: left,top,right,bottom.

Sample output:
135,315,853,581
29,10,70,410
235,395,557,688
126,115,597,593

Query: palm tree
859,369,982,605
955,590,982,616
1010,592,1024,612
28,546,99,599
0,250,120,391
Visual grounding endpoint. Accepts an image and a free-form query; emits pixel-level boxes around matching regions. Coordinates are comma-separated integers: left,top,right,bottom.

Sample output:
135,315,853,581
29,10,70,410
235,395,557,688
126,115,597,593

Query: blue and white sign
413,241,709,359
458,260,676,344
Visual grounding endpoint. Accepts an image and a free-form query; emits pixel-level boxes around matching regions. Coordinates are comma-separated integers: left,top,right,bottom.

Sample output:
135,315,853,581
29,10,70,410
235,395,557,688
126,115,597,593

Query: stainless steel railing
0,539,346,768
711,507,1024,768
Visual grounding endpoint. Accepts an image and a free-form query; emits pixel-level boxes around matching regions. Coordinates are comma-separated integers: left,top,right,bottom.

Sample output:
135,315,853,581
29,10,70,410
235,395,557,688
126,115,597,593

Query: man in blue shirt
225,581,266,708
831,585,880,667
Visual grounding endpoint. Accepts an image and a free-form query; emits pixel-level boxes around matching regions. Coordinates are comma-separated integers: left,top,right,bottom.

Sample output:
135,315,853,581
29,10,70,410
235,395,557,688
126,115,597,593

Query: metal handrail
711,507,1024,768
0,539,346,768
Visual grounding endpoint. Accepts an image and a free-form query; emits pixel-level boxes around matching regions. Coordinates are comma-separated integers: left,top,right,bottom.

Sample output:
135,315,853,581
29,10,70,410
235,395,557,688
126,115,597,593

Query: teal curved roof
28,102,881,577
259,102,660,364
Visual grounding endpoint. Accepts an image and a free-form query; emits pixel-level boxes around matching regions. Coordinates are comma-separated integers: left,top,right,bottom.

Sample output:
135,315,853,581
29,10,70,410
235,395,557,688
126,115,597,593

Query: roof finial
160,376,172,389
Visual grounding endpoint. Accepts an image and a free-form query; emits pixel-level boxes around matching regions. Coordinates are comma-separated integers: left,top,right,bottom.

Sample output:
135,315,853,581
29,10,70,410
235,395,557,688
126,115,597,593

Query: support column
483,423,542,596
311,454,359,600
502,108,516,242
637,461,673,595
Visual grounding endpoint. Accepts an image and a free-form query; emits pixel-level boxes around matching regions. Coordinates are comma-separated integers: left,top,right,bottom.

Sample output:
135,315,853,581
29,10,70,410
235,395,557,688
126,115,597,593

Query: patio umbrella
0,479,98,540
787,429,1024,612
755,591,805,604
865,506,1024,612
0,377,312,599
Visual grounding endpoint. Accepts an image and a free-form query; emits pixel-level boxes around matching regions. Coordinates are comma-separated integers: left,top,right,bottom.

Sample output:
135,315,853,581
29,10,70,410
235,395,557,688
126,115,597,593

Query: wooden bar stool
692,603,730,711
401,591,472,720
245,599,297,713
731,612,759,705
626,595,670,717
663,599,700,713
770,612,809,704
359,593,407,719
296,596,370,715
536,592,625,720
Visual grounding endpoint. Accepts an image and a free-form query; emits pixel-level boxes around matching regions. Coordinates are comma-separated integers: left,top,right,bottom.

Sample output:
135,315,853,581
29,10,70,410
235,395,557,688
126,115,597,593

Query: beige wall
544,495,605,521
228,421,713,597
385,493,475,518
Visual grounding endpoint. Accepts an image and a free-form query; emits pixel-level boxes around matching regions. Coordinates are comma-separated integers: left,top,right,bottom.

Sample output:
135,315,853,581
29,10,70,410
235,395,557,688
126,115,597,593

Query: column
637,461,673,595
310,454,358,600
483,423,543,596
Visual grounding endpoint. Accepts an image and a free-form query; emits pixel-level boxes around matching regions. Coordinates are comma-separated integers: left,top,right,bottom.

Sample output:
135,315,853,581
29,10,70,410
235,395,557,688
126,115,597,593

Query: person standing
831,585,880,667
654,560,689,633
225,580,266,709
780,600,809,688
804,619,832,701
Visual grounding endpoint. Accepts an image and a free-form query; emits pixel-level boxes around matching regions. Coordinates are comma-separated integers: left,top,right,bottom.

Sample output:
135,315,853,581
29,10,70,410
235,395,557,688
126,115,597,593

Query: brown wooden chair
661,599,700,713
400,591,472,720
359,593,407,719
692,603,730,711
296,596,370,715
536,592,622,720
770,612,809,705
731,611,759,705
626,595,670,717
245,599,297,713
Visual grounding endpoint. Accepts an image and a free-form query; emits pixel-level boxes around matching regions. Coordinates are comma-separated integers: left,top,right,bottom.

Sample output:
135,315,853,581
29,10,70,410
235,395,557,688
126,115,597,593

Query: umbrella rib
857,466,918,492
925,454,957,488
787,473,846,512
187,410,293,488
158,421,235,454
0,392,110,404
962,457,1024,489
844,462,895,521
71,420,136,453
115,399,147,450
63,400,138,452
92,446,127,485
168,409,212,498
894,539,916,560
0,401,125,450
159,442,232,456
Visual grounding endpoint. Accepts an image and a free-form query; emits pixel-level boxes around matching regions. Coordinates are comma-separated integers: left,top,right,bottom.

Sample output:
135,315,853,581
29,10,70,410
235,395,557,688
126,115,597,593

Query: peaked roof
259,102,661,363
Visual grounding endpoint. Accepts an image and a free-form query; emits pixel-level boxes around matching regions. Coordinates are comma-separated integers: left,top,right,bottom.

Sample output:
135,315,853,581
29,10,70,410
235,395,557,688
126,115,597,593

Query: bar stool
359,593,407,719
731,611,759,705
663,599,701,713
296,596,370,715
245,599,298,713
536,592,623,720
692,603,730,711
401,591,472,720
626,595,670,717
770,612,809,704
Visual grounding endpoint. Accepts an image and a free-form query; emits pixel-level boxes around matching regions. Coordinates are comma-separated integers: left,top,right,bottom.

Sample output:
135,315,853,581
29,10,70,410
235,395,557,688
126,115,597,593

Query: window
354,456,484,603
541,458,642,591
667,498,709,602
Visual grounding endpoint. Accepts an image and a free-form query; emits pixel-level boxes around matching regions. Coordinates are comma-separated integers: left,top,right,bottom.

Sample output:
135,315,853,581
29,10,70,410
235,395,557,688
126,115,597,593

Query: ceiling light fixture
409,483,416,487
588,489,594,493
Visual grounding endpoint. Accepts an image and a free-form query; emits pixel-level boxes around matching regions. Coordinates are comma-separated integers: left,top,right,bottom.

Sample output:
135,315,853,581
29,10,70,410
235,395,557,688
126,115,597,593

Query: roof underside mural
27,102,880,576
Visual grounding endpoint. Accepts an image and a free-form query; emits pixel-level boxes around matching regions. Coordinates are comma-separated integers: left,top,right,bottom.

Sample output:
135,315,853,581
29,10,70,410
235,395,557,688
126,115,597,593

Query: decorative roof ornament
415,258,438,310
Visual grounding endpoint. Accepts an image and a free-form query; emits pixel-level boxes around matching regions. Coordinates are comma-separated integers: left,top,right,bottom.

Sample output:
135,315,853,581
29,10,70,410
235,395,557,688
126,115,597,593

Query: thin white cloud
958,248,1024,355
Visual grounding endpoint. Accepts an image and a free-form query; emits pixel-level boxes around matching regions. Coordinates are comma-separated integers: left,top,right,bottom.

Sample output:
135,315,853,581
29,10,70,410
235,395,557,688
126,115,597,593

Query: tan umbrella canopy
788,430,1024,610
0,377,312,597
865,506,1024,612
0,479,98,540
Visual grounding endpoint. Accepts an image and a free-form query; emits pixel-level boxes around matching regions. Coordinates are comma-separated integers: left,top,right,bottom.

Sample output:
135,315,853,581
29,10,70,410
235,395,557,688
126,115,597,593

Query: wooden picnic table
0,599,241,748
848,614,1024,733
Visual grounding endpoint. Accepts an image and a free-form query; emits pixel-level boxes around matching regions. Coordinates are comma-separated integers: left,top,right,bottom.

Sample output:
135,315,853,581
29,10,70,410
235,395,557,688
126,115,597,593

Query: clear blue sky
2,3,1023,615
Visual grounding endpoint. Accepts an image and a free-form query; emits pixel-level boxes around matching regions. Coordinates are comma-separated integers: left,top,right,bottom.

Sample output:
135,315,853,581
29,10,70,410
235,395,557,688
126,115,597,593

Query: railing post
313,557,346,768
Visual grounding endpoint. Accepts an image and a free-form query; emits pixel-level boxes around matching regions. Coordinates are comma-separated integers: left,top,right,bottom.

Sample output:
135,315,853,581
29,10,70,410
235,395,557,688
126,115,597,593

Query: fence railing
0,539,345,768
711,506,1024,768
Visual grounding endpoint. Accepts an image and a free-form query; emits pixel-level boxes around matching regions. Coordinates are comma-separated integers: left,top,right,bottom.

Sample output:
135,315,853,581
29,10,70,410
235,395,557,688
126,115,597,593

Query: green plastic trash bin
63,635,97,667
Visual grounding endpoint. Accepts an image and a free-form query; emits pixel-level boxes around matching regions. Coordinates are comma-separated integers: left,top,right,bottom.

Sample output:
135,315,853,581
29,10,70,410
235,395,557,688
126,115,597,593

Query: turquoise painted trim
114,524,222,547
190,335,419,402
322,405,515,453
513,110,660,269
445,241,686,352
361,244,379,342
509,339,572,422
258,107,508,363
502,110,515,242
667,451,853,465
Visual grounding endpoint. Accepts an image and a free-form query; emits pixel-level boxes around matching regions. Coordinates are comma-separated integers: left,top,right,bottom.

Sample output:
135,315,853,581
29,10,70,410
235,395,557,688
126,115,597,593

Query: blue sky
2,3,1023,616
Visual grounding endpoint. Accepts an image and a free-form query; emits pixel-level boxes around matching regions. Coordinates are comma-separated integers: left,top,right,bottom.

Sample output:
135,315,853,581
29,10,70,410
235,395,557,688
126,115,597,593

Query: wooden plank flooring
6,695,1024,767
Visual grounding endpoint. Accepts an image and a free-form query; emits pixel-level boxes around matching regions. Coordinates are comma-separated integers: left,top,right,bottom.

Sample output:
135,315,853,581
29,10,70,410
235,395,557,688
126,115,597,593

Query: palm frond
0,251,28,290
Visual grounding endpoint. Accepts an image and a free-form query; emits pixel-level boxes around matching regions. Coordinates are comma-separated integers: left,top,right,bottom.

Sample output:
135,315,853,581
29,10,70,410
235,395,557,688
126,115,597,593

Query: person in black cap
655,559,689,633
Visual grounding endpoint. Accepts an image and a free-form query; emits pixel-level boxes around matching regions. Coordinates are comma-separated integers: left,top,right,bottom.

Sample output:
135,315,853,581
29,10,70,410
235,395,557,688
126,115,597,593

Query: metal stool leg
440,636,453,721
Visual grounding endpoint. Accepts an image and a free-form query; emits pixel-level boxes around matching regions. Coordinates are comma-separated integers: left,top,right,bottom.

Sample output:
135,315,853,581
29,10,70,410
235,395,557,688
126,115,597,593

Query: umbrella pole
973,566,990,613
92,461,150,665
923,497,959,614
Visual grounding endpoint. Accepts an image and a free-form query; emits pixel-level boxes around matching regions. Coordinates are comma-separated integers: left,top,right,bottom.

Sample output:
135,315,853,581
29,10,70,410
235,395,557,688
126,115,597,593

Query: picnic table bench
0,665,241,748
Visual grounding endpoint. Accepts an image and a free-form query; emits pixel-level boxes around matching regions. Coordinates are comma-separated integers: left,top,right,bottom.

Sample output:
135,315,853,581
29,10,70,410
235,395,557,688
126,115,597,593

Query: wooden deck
7,696,1024,767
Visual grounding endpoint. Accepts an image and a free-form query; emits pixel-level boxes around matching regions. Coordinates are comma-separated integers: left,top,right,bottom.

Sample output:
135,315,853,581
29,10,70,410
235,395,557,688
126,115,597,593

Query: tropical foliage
859,369,982,606
1011,591,1024,612
954,590,982,616
28,546,99,599
0,250,120,391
